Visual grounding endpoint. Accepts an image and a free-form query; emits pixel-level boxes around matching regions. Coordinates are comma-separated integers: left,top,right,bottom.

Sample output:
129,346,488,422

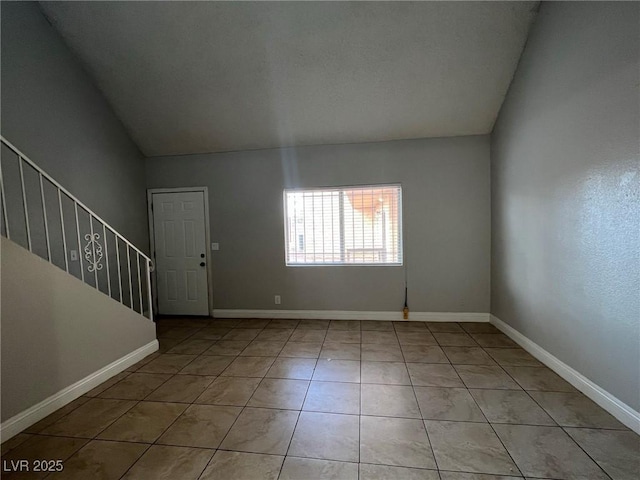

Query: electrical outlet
274,295,281,305
70,250,78,261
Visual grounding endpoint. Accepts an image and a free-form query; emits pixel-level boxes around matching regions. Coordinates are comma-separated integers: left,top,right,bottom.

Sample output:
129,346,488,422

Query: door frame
147,187,213,317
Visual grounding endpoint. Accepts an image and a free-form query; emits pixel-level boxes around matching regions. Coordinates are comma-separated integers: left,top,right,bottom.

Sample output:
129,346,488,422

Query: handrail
0,135,153,320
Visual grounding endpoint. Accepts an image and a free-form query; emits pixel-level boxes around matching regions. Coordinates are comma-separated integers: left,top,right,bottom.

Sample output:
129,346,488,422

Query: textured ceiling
40,1,538,156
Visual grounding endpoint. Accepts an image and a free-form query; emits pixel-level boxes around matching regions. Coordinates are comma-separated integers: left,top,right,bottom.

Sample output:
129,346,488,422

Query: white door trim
147,187,213,316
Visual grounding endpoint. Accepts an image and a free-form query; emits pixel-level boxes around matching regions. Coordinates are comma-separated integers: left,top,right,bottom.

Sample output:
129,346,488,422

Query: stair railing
0,136,153,320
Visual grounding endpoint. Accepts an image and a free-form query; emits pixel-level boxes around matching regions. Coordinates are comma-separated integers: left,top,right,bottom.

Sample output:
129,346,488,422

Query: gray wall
491,2,639,410
1,2,149,251
1,237,156,422
146,135,491,313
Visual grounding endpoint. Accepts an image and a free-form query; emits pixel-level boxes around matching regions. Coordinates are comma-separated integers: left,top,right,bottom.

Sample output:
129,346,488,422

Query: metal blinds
284,184,402,265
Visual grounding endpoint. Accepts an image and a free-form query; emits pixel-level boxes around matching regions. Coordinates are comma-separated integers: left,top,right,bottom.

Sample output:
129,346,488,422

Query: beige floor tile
46,440,146,480
137,354,197,374
24,396,91,433
279,457,358,480
189,327,231,340
426,420,518,475
289,329,327,342
313,359,361,382
219,407,299,454
360,463,440,480
157,404,241,448
455,365,521,389
406,363,464,387
247,378,310,409
303,381,360,414
426,322,464,333
434,332,477,346
235,319,270,328
565,427,640,480
397,331,438,345
324,330,361,343
240,341,286,356
361,331,399,344
469,389,554,425
361,343,404,361
98,373,171,400
503,366,576,392
159,337,182,352
393,322,428,332
256,328,295,342
484,348,542,366
459,322,500,334
41,398,136,438
122,445,214,480
401,345,449,363
1,435,88,480
361,320,395,331
166,338,215,355
1,433,33,456
279,342,323,358
530,391,626,428
320,342,361,360
266,357,317,380
199,450,284,480
329,320,361,331
97,401,187,443
494,424,608,479
360,416,436,469
178,355,234,375
439,473,522,479
362,361,410,385
145,374,215,403
297,319,330,329
266,319,300,329
414,387,485,422
210,319,240,328
195,376,262,406
443,347,496,365
203,340,251,355
471,334,517,348
85,372,131,395
361,384,421,418
222,328,262,341
289,411,359,461
124,352,159,372
221,356,276,377
157,327,200,340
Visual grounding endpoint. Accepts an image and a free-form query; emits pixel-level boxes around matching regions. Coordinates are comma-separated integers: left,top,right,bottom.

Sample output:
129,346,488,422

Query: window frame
283,183,403,267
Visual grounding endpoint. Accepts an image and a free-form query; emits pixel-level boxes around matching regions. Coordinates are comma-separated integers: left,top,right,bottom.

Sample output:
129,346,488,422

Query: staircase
0,135,153,319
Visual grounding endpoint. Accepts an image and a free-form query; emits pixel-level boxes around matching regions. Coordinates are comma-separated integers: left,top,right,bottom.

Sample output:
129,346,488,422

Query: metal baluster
39,174,52,262
74,203,84,282
0,158,9,239
127,246,133,310
18,157,32,251
146,260,153,320
89,215,98,288
58,189,69,272
136,252,143,314
103,224,111,298
115,235,123,302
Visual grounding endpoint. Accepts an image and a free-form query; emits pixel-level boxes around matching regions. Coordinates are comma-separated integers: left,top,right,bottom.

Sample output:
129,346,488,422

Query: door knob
200,262,205,267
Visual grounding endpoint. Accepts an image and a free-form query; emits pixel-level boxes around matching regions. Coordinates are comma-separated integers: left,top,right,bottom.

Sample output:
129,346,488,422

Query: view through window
284,185,402,265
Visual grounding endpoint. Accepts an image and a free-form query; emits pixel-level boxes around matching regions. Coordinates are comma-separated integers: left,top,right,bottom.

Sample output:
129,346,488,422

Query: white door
152,191,209,315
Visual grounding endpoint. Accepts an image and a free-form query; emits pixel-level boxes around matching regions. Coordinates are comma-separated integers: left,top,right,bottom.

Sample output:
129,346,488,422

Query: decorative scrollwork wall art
84,233,103,272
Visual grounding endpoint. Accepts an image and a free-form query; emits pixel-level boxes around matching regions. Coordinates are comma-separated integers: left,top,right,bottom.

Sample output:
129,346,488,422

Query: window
284,184,402,265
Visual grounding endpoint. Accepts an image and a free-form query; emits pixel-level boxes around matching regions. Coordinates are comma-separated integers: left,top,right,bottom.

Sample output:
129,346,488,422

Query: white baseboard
213,309,490,322
490,315,640,434
0,340,159,442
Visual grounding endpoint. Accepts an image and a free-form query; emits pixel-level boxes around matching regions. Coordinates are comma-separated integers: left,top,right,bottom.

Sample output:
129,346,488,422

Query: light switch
70,250,78,261
211,242,220,251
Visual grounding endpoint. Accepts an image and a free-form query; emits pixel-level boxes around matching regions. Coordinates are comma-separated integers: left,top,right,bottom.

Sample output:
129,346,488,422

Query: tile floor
2,318,639,480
